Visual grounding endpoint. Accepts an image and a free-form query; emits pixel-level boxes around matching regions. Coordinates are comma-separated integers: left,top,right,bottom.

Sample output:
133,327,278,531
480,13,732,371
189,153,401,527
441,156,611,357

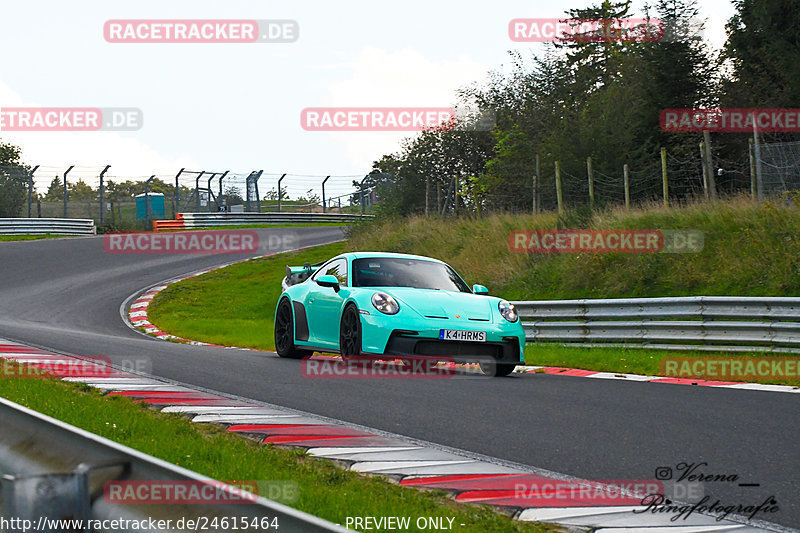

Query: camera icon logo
655,467,673,480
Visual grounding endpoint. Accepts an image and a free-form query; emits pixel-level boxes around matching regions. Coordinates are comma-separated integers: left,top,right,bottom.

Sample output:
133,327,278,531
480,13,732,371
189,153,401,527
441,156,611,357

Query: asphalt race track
1,227,798,528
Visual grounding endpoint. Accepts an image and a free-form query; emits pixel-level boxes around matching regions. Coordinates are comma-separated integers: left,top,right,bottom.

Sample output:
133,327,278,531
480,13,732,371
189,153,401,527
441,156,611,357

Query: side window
313,258,348,286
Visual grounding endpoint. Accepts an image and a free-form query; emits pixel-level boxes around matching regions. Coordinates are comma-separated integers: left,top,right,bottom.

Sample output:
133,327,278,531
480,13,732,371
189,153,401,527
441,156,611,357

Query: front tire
479,361,517,377
275,299,308,359
339,305,362,360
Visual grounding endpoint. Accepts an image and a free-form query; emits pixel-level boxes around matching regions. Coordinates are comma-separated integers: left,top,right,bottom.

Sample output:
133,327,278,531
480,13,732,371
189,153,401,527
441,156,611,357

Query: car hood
378,287,494,321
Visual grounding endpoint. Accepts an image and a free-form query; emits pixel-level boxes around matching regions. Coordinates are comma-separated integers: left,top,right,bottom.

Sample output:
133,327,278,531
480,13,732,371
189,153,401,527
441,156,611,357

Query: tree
0,139,27,217
224,185,244,205
68,179,96,201
44,177,63,201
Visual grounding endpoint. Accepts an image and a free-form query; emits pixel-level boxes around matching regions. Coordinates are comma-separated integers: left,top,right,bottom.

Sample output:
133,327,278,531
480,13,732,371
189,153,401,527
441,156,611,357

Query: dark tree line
370,0,800,216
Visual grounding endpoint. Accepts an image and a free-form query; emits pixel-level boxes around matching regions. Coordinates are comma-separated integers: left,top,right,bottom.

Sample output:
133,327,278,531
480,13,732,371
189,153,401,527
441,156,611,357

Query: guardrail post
26,165,39,218
587,156,594,209
174,168,184,218
555,161,564,216
623,164,630,209
99,165,110,225
277,173,286,212
660,148,669,208
63,165,74,218
322,175,330,213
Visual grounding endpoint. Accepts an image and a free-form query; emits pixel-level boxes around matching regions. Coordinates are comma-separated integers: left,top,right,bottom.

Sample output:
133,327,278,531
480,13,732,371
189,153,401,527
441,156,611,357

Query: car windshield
352,258,471,293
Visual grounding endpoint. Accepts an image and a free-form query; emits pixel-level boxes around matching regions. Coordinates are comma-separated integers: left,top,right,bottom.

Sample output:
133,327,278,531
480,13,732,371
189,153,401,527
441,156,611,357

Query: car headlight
372,292,400,315
498,300,518,322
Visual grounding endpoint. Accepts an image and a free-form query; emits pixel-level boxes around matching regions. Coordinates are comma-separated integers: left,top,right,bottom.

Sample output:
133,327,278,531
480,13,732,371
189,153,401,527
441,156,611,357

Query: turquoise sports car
274,252,524,376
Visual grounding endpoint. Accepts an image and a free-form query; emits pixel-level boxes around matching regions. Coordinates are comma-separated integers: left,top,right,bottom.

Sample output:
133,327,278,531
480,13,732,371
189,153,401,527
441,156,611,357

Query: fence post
660,148,668,207
453,175,458,215
425,176,430,216
700,142,709,199
218,171,229,212
587,156,594,209
206,173,217,212
278,173,287,212
63,165,74,218
99,165,110,225
555,161,564,216
174,168,184,218
144,175,155,228
703,131,717,200
194,171,205,211
27,165,39,218
748,138,757,200
623,164,630,209
322,175,330,214
533,153,540,215
752,114,764,201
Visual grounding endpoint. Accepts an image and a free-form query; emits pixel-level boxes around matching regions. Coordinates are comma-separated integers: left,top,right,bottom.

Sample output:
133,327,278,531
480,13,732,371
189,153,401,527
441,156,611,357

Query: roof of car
340,252,445,264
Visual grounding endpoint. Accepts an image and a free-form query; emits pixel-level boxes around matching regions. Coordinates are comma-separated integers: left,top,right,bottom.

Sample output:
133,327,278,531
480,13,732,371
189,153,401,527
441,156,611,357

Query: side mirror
316,274,341,292
473,284,489,295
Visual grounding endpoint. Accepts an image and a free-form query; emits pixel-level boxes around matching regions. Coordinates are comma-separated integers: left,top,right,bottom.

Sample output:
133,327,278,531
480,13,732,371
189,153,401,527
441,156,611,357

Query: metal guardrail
512,296,800,352
154,212,372,231
0,397,348,532
0,218,96,235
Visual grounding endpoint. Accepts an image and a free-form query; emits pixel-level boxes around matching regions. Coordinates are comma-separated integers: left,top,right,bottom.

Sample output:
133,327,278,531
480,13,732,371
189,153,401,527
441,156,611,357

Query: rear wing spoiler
281,262,323,291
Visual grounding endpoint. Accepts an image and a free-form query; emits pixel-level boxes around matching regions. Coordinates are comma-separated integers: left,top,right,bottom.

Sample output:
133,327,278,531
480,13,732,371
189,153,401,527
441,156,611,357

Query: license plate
439,329,486,342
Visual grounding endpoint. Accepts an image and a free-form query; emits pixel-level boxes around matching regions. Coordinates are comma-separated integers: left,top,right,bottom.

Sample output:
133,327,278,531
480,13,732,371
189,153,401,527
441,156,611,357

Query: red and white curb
513,365,800,394
0,338,789,533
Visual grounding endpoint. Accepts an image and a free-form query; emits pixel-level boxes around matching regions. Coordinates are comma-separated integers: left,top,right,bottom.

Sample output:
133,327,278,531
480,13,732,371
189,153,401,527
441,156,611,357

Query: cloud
314,47,490,166
0,78,198,186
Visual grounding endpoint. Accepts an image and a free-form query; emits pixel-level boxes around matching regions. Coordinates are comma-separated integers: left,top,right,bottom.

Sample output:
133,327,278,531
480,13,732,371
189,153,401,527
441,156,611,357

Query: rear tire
479,361,517,377
275,299,308,359
339,305,362,360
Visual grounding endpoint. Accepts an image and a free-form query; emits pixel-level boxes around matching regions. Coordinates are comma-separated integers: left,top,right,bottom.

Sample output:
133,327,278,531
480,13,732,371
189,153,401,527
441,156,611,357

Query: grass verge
0,234,72,241
0,367,550,532
147,242,347,350
524,344,800,387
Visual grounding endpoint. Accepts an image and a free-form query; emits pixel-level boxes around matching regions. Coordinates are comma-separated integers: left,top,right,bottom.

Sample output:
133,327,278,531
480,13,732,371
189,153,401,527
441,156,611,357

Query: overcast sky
0,0,735,198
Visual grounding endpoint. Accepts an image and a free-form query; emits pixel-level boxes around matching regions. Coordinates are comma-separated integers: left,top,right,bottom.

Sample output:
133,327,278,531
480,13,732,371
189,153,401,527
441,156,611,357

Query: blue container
135,193,165,220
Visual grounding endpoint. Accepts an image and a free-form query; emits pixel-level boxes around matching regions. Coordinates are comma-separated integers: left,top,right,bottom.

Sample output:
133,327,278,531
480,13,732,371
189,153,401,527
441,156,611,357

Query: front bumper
359,313,525,363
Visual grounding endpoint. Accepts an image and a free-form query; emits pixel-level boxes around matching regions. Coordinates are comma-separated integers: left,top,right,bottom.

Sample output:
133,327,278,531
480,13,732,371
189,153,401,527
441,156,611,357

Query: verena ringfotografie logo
301,107,456,132
104,20,299,43
508,230,704,254
0,107,142,131
104,230,258,254
509,18,663,42
661,108,800,133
